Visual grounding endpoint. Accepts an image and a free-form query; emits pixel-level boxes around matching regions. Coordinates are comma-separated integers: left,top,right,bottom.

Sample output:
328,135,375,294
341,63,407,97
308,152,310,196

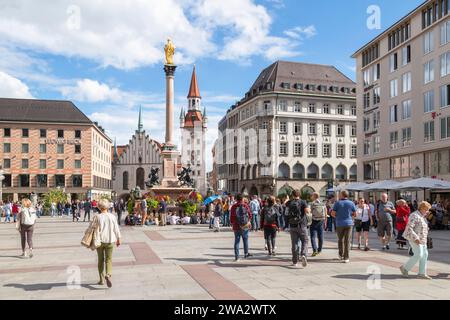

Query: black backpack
263,207,278,225
236,205,249,228
288,200,305,225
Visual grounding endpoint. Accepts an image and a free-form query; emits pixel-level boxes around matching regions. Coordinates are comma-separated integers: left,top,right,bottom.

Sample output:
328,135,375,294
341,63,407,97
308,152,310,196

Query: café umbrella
360,180,401,192
394,177,450,192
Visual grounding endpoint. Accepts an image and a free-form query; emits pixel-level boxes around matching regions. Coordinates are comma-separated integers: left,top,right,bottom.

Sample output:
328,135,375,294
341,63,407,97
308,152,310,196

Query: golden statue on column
164,38,175,65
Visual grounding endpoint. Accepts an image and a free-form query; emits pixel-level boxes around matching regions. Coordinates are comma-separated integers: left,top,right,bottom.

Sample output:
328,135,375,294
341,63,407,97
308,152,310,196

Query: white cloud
0,71,33,98
60,79,123,103
283,25,317,40
0,0,311,69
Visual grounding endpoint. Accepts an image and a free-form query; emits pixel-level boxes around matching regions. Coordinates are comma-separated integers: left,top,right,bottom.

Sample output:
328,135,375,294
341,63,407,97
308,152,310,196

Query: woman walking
16,199,37,258
260,196,279,256
355,198,373,251
399,201,432,280
4,201,12,223
396,199,410,249
213,199,223,232
93,199,121,287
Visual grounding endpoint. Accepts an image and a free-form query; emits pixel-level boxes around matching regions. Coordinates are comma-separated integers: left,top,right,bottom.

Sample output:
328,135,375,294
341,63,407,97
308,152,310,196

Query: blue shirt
333,199,357,227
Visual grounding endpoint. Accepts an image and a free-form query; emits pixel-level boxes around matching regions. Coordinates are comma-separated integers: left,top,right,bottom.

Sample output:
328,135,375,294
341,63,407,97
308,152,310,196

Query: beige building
217,61,357,198
0,98,112,201
353,0,450,200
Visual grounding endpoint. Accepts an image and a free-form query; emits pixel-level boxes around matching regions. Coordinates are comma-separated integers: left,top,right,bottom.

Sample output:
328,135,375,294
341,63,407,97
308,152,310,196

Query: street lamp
0,165,4,202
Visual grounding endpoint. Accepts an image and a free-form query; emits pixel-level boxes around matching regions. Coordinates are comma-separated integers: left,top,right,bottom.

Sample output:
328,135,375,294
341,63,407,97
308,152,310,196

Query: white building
217,61,358,198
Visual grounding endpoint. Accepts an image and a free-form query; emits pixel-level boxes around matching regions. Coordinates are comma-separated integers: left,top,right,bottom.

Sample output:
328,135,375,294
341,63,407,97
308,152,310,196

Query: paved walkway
0,216,449,300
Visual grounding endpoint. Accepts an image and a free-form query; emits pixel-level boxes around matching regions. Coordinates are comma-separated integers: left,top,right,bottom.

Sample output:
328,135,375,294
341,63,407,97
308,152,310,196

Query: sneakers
364,247,370,252
28,250,33,258
338,255,344,260
244,253,253,259
271,251,276,256
418,274,432,280
311,252,319,257
301,255,308,267
234,258,241,262
343,259,350,263
265,244,268,250
105,275,112,288
292,263,298,267
399,266,409,278
19,252,28,259
386,244,390,250
382,246,386,250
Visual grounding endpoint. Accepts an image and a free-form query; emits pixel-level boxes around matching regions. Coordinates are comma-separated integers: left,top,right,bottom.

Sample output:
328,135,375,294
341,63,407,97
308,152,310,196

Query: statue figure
178,166,194,188
130,186,142,201
145,167,160,188
164,38,175,65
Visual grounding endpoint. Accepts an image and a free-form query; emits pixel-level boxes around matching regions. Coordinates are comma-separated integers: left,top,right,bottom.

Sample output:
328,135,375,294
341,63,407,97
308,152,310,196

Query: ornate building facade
111,107,163,199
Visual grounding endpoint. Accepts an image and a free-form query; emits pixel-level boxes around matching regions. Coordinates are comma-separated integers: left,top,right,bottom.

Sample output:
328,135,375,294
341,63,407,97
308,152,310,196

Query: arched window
252,165,258,180
241,166,245,180
123,171,129,190
278,163,290,179
246,166,251,180
307,164,319,179
336,165,347,180
321,164,333,180
293,163,305,179
364,164,373,180
349,164,357,181
136,168,145,189
249,186,258,197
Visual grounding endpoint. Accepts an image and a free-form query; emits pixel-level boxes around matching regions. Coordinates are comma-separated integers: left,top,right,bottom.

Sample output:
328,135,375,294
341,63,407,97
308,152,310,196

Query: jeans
251,213,260,231
264,227,277,253
96,243,114,279
117,210,122,226
326,216,334,231
290,226,308,264
13,214,17,223
404,241,428,275
310,220,324,253
84,209,91,221
209,214,214,228
234,229,249,259
336,226,352,260
277,214,285,229
223,211,230,227
5,212,11,222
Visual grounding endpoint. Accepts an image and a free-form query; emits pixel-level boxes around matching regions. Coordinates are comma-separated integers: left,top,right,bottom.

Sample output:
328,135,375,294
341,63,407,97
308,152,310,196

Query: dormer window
281,82,290,89
295,83,303,90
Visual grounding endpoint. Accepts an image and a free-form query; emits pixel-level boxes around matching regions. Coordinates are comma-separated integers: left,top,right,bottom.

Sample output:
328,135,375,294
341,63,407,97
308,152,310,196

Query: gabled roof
0,98,92,123
187,66,201,98
183,110,203,128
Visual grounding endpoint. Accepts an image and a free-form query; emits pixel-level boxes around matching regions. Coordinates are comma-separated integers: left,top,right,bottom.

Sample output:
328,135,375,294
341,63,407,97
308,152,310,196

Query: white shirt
97,212,121,244
170,215,180,225
356,205,370,222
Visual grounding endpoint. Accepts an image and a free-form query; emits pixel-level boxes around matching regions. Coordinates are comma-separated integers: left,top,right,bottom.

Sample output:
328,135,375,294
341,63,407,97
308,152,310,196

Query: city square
0,0,450,305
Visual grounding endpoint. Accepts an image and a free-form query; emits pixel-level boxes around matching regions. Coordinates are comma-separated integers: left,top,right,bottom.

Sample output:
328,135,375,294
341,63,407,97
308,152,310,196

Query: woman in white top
94,199,121,287
355,198,373,251
16,199,37,258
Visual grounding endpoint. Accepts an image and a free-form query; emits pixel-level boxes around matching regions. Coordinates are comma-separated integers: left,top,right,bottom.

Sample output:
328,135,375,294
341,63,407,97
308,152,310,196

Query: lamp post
0,165,5,202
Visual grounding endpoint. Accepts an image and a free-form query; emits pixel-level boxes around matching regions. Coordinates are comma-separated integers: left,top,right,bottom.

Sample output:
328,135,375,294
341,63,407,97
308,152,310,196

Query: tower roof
138,105,143,132
187,66,201,98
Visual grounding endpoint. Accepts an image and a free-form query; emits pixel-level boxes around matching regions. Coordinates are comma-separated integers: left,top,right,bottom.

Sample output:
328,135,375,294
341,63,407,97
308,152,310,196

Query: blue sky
0,0,424,170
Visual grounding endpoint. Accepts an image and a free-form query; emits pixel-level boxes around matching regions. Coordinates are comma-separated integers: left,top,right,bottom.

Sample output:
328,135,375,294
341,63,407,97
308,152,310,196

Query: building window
40,129,47,138
373,87,381,105
279,142,288,156
424,121,435,142
391,156,411,178
390,52,398,72
294,122,302,135
55,175,65,187
74,160,82,168
308,144,317,157
57,159,64,169
3,159,10,169
402,45,411,66
423,31,434,54
337,124,345,136
402,127,412,147
351,105,357,116
323,123,331,136
22,159,29,169
440,84,450,108
373,136,380,154
363,69,371,86
22,128,29,137
39,159,46,169
373,63,380,81
4,128,10,137
424,90,435,113
373,111,381,129
37,174,47,187
19,174,30,187
402,72,412,93
390,105,398,123
337,105,344,115
351,123,357,137
294,143,303,156
323,104,330,114
363,117,370,132
390,131,399,149
337,145,345,158
75,130,81,139
424,60,435,84
364,140,371,155
278,100,287,112
441,116,450,139
57,130,64,138
72,175,82,187
309,103,316,113
261,121,268,130
279,122,287,134
308,123,317,135
123,172,129,190
21,143,29,154
390,79,398,98
402,100,412,120
57,144,64,154
294,102,302,112
3,143,10,153
364,92,370,110
75,145,81,153
440,51,450,77
440,19,450,45
351,145,357,158
323,144,331,158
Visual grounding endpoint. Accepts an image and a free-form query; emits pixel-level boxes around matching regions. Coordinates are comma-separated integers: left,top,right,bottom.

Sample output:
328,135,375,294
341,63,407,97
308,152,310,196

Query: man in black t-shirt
286,190,309,267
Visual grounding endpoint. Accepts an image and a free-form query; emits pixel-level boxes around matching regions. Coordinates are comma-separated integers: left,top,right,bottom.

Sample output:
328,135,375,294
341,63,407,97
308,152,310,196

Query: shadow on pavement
4,283,104,291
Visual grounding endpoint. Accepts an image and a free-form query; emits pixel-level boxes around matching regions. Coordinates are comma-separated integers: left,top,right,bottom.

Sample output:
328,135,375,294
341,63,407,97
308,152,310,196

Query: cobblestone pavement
0,216,449,300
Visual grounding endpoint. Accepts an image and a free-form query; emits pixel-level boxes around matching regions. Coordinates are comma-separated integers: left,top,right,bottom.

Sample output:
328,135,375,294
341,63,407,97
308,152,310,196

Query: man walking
83,199,92,222
250,195,261,232
230,194,253,262
309,192,327,257
158,198,167,226
286,190,309,267
376,193,396,250
331,190,357,263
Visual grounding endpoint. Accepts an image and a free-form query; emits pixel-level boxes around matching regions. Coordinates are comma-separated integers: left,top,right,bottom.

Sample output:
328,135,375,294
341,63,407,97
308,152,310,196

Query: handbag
427,237,433,249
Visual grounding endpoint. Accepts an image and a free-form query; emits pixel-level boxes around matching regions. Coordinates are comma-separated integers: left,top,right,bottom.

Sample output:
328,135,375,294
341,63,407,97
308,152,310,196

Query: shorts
377,220,393,238
355,220,370,232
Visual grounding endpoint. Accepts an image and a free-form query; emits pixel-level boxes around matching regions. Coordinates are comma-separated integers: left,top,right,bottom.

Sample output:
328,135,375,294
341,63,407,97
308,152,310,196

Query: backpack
288,200,309,226
21,208,37,226
311,200,326,221
263,207,278,225
236,204,250,229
